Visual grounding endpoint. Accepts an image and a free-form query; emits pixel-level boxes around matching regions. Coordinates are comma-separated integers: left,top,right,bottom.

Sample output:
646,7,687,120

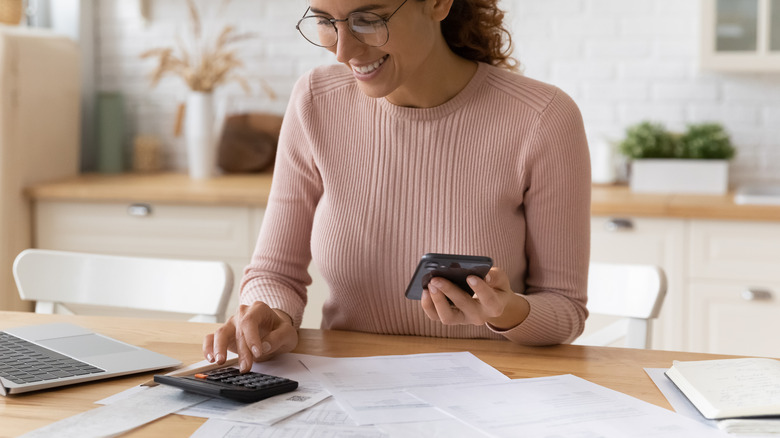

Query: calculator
153,366,299,403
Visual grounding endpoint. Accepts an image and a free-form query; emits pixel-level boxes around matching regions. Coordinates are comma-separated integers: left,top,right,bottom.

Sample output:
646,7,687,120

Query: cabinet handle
741,288,773,301
604,218,634,232
127,203,152,217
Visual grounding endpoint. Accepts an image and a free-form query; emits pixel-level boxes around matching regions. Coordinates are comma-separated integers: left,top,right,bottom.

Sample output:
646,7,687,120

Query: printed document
192,397,487,438
191,398,389,438
20,385,208,438
408,374,728,438
299,351,509,425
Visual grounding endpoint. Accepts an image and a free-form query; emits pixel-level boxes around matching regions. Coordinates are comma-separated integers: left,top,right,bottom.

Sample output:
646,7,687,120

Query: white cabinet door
687,219,780,355
34,201,256,322
35,201,254,259
689,219,780,284
688,279,780,356
590,216,687,350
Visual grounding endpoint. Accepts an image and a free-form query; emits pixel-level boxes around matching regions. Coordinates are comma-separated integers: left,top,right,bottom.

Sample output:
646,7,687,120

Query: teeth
353,56,386,74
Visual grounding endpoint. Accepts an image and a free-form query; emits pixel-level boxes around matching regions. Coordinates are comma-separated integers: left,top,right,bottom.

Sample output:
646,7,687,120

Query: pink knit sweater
241,62,591,345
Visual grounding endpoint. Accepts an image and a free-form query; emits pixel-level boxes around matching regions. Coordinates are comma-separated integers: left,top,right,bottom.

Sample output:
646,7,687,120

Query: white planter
185,92,217,180
630,159,729,195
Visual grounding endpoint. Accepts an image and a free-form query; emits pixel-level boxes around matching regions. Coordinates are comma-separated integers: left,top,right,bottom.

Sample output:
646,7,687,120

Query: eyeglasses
296,0,409,48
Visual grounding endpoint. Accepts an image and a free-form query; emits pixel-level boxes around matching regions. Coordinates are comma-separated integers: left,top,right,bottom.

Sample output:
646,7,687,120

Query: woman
204,0,591,373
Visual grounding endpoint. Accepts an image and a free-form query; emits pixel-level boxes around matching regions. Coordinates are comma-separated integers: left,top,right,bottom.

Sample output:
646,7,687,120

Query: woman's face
306,0,444,102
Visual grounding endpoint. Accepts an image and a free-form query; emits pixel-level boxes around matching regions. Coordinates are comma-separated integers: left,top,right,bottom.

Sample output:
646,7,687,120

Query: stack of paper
49,351,733,438
188,352,723,438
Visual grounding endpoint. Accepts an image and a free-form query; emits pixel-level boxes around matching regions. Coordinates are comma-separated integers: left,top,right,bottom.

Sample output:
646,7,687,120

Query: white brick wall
95,0,780,184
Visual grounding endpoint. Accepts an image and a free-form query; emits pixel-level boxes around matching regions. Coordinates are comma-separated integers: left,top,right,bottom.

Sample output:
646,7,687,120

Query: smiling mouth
352,55,388,75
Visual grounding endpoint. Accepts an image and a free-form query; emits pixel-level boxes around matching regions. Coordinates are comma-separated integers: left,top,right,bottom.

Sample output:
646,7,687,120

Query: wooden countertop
25,173,780,221
591,184,780,222
25,172,274,207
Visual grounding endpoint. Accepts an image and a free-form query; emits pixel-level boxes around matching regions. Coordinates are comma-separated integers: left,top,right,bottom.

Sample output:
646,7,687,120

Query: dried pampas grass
140,0,274,97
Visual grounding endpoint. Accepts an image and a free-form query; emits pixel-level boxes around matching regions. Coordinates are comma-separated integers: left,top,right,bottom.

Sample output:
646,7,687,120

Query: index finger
237,302,278,360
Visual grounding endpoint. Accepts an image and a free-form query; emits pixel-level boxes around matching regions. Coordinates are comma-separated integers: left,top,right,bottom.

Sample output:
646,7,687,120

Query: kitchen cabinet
33,199,328,328
589,216,687,351
591,214,780,356
687,220,780,356
700,0,780,71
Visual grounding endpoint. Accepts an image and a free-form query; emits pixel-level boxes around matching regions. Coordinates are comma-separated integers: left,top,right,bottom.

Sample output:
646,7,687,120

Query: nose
332,22,365,63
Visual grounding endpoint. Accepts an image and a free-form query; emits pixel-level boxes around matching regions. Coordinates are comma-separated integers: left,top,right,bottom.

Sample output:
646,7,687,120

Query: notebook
0,322,181,395
665,358,780,420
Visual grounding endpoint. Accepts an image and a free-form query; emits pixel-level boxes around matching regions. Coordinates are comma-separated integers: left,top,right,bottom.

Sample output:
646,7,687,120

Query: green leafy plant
679,123,736,159
618,121,679,159
618,121,736,160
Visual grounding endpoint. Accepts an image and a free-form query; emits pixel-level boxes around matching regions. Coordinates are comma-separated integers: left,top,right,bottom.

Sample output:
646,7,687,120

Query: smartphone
404,253,493,300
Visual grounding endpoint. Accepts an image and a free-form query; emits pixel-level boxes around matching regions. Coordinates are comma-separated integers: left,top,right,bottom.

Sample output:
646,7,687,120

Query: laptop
0,322,181,395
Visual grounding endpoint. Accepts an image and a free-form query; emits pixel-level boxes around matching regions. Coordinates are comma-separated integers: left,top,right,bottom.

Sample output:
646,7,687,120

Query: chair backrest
13,249,233,323
574,262,667,349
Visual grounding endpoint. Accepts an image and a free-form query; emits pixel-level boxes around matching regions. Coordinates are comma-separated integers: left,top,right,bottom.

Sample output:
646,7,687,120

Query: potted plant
619,121,736,195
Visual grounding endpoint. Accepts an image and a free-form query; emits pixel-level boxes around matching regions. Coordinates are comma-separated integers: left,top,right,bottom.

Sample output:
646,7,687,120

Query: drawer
34,201,254,259
688,279,780,357
690,220,780,283
591,216,686,264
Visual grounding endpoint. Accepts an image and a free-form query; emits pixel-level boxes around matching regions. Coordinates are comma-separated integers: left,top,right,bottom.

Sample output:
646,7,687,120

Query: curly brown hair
435,0,519,71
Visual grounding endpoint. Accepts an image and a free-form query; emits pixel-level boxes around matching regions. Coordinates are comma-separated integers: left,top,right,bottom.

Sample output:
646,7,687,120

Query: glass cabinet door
716,0,759,51
701,0,780,70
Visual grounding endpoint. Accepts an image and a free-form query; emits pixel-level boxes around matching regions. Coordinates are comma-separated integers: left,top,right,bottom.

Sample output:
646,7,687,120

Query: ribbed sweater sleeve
240,63,590,345
491,89,591,344
240,70,320,326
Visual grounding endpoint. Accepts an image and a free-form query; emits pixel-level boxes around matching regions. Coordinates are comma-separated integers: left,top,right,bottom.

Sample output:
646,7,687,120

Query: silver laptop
0,322,181,395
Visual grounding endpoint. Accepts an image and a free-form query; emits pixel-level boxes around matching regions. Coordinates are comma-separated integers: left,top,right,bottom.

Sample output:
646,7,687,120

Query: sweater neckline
376,62,490,121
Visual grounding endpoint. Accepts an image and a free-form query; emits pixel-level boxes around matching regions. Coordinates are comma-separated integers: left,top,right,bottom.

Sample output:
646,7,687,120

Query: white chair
12,249,233,323
574,262,667,349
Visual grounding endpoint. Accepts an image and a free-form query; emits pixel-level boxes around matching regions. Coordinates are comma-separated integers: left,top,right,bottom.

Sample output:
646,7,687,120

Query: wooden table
0,311,736,437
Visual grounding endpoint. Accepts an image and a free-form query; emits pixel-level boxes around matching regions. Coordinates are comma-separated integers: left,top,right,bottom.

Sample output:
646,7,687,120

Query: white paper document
192,398,390,438
20,385,209,438
99,353,330,425
408,374,728,438
299,351,509,425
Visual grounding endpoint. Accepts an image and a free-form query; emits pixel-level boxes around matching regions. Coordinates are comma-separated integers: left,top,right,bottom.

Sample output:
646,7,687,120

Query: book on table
665,357,780,434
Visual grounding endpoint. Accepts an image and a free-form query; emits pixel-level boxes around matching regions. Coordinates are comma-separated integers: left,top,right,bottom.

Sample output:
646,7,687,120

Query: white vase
185,92,217,180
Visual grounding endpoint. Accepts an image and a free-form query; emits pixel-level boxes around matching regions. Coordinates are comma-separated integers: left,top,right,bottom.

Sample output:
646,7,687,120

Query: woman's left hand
420,267,530,330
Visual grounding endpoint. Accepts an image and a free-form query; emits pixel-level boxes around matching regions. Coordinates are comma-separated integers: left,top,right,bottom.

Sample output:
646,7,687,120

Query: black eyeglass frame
296,0,410,48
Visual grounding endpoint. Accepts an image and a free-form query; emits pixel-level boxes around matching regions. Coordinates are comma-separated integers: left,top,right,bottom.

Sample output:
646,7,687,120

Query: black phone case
404,253,493,300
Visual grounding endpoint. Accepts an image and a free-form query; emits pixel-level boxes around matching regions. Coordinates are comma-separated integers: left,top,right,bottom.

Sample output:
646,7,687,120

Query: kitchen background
4,0,780,356
81,0,780,184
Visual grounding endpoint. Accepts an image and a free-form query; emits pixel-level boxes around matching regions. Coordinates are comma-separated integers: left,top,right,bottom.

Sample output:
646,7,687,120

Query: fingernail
428,284,438,294
215,354,224,363
251,346,261,357
206,353,214,362
467,276,478,286
485,273,492,283
262,341,272,353
240,359,250,373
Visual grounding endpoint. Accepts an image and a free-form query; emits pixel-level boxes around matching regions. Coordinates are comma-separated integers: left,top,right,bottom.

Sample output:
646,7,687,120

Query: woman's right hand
202,301,298,373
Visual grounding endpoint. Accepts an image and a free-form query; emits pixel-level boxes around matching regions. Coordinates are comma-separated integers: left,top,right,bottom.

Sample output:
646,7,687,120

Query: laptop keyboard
0,332,105,384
